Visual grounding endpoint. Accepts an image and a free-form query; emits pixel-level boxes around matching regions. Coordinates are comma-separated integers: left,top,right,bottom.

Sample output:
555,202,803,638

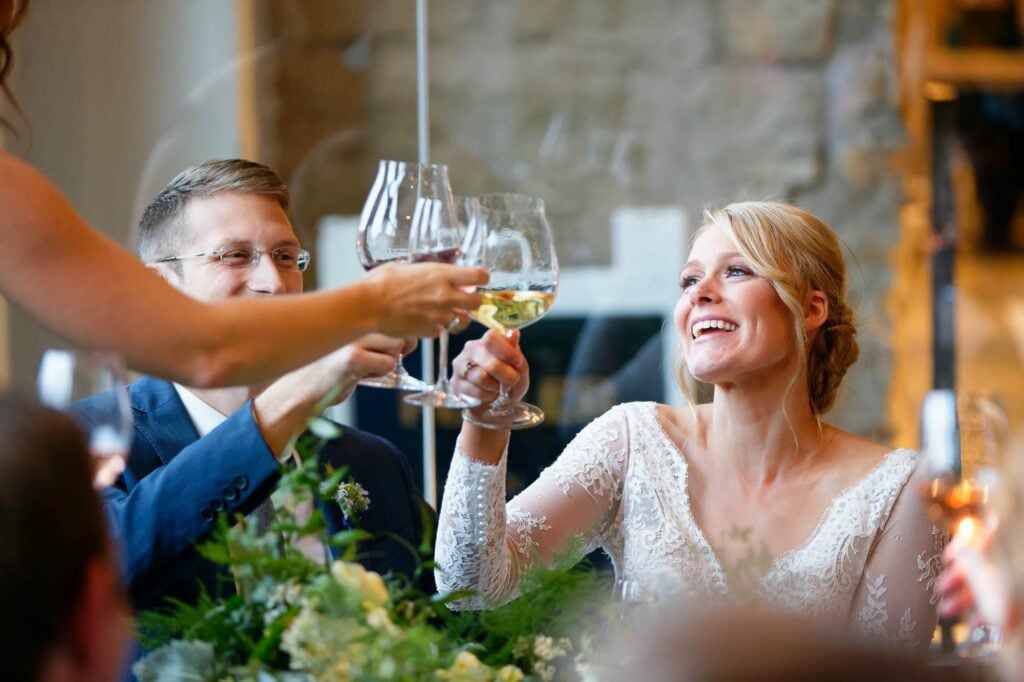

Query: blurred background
2,0,1022,496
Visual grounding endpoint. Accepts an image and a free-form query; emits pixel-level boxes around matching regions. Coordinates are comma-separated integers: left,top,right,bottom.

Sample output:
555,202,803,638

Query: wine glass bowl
403,197,482,410
37,349,133,488
461,193,559,430
356,160,457,391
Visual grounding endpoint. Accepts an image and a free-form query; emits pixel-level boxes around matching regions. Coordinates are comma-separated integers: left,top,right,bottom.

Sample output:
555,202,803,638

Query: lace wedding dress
436,402,944,649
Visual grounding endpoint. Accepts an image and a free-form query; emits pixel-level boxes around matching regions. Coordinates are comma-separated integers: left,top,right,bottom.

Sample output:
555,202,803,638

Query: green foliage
134,431,611,681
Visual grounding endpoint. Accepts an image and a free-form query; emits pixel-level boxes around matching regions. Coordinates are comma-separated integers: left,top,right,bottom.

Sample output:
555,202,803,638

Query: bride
436,201,943,651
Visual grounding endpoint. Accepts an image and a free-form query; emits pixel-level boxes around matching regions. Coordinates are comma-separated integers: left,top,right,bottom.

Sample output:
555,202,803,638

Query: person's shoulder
580,401,659,432
830,428,909,462
827,428,919,486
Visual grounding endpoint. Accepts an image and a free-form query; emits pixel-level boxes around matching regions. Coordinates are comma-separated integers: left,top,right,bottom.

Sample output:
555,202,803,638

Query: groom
75,159,433,614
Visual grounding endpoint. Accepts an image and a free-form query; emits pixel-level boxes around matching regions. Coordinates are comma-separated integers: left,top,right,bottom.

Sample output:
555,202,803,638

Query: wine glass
355,159,455,391
403,197,482,409
921,389,1005,656
461,193,559,430
37,349,133,488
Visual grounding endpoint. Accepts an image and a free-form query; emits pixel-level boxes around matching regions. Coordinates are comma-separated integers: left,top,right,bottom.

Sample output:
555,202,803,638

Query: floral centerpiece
134,421,612,681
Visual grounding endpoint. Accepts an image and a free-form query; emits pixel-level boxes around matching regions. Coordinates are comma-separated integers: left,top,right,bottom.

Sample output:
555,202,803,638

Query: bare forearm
1,153,483,387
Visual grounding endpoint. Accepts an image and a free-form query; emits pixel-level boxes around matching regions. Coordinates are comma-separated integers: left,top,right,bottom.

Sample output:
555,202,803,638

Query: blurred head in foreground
0,392,130,681
598,605,950,682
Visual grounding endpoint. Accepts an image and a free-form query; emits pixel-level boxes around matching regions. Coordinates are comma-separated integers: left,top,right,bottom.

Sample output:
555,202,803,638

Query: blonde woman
437,201,943,651
0,1,484,387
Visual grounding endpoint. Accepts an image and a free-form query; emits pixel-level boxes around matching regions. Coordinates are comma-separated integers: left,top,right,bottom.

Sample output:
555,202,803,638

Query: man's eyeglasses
156,244,311,272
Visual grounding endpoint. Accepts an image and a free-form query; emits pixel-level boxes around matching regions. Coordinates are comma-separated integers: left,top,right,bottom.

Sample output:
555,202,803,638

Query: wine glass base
358,371,429,392
404,388,481,410
462,401,545,430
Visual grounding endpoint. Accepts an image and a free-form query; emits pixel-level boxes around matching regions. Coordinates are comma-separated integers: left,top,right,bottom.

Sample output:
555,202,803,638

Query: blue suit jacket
75,376,433,613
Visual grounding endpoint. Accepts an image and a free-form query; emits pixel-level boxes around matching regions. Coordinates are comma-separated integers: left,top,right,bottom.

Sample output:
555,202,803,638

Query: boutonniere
335,480,371,524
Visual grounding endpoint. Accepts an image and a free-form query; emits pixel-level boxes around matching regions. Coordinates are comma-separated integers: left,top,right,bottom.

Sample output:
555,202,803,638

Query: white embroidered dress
436,402,944,649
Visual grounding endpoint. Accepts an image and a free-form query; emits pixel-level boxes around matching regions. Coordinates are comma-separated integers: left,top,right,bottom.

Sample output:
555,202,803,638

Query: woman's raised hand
364,262,487,338
451,329,530,410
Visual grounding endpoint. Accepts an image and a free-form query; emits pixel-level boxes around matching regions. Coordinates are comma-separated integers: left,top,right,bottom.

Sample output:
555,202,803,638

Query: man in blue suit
75,159,433,614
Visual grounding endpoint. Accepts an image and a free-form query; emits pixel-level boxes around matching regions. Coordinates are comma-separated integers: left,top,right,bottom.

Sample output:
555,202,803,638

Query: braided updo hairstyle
700,201,859,415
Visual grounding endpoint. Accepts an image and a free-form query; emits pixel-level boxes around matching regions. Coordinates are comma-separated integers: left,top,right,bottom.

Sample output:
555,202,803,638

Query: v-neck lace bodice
436,402,945,650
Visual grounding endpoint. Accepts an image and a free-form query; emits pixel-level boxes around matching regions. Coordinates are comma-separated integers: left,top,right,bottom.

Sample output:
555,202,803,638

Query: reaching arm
435,405,630,609
850,463,945,652
252,334,413,454
0,153,485,387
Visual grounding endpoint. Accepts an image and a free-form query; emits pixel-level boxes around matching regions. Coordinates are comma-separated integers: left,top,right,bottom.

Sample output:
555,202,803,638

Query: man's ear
805,289,829,335
146,262,183,289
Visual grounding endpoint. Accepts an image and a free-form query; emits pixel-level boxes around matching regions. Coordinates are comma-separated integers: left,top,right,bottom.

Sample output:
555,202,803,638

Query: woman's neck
703,377,827,485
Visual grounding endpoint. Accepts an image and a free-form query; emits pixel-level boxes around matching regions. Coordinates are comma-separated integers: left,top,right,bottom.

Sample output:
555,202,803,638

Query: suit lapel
129,376,201,468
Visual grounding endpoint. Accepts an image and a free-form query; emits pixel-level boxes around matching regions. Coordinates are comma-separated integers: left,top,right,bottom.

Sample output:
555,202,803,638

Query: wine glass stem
437,330,451,384
492,384,512,410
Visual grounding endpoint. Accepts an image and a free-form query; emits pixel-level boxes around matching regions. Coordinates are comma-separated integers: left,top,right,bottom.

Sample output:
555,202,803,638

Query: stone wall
259,0,905,439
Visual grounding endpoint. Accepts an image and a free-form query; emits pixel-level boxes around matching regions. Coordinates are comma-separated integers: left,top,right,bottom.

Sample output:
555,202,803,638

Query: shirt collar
172,383,228,437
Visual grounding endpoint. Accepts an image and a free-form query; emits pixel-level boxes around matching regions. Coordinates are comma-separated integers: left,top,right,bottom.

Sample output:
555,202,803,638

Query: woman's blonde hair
676,201,859,415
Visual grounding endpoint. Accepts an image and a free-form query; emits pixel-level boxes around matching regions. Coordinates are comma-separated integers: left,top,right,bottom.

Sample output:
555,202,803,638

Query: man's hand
325,334,417,405
252,334,416,454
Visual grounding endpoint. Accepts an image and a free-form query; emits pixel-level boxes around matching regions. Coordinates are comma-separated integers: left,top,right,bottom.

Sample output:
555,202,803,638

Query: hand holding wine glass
458,193,558,430
37,349,133,488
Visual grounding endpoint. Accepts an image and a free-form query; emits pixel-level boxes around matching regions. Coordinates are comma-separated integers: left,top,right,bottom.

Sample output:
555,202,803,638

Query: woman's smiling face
674,224,797,386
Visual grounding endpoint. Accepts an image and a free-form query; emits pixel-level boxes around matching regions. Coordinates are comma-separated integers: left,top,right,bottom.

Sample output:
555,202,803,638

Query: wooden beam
925,47,1024,89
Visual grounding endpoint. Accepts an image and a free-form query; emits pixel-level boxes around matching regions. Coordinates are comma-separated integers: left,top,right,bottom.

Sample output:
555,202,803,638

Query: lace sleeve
851,462,945,652
435,405,630,609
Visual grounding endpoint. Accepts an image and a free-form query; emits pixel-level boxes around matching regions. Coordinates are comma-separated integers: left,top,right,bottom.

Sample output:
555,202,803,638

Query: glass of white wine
37,349,133,488
461,193,558,430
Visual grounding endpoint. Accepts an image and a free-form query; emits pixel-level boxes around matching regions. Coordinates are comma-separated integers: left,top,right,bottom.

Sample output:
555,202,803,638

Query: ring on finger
461,360,477,380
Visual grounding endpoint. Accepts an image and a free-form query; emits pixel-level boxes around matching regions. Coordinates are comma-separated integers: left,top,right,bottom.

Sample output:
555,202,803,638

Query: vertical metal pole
930,94,960,655
416,0,438,507
930,98,957,393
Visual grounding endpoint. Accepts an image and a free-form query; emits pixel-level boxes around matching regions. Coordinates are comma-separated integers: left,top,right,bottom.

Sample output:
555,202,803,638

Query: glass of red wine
403,196,482,409
355,159,455,391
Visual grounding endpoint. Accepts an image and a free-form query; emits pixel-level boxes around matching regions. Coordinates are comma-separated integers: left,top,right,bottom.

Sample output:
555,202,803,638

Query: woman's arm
0,153,485,387
435,332,629,608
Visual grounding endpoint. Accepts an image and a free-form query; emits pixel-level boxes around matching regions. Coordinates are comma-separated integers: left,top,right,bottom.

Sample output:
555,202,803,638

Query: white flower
533,635,572,662
280,602,366,677
335,481,371,523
